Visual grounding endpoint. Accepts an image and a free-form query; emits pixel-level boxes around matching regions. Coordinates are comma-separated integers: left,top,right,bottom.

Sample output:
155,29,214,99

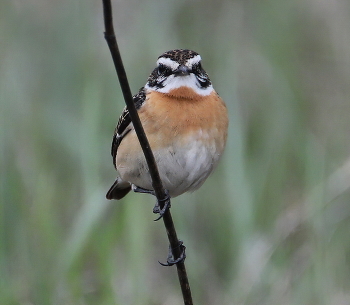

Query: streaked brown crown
158,49,199,65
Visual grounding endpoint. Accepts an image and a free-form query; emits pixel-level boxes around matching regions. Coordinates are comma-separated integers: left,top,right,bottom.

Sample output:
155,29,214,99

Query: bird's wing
111,87,146,168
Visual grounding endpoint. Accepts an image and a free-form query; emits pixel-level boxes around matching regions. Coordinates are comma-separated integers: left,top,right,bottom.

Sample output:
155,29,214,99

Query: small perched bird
106,49,228,203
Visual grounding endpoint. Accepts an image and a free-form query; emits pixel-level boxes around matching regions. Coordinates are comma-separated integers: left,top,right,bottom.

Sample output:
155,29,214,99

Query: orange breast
137,87,228,150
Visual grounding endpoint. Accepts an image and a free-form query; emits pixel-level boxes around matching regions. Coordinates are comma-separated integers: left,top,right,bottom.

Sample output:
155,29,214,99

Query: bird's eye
193,62,202,73
157,64,170,75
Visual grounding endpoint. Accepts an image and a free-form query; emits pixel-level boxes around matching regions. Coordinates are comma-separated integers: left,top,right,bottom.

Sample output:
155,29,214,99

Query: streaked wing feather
111,87,146,168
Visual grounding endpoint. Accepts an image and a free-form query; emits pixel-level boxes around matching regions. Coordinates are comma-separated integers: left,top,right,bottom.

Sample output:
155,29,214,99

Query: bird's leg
132,185,171,221
159,240,186,267
152,189,171,221
132,185,155,196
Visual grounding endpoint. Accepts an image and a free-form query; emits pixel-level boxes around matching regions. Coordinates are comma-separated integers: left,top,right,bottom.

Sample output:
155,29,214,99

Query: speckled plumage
159,49,200,64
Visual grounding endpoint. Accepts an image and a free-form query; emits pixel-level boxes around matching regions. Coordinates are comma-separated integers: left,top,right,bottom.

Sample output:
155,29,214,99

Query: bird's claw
131,185,171,221
159,240,186,267
153,190,171,221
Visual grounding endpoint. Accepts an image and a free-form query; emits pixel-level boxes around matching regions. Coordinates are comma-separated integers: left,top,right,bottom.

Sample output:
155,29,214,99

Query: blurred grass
1,0,350,304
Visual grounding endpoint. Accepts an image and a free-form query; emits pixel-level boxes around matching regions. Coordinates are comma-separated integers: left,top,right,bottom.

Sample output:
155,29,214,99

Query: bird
106,49,228,207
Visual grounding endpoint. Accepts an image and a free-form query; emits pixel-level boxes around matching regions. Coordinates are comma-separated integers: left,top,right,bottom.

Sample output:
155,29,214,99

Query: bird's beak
174,65,191,77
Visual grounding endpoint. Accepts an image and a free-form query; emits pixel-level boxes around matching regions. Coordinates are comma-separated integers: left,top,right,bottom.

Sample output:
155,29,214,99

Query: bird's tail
106,177,131,200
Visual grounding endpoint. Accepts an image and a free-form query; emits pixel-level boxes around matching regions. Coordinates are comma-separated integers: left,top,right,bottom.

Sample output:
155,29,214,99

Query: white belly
117,132,222,197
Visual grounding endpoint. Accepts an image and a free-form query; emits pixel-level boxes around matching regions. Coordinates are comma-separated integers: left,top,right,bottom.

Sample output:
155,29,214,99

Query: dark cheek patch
147,69,166,89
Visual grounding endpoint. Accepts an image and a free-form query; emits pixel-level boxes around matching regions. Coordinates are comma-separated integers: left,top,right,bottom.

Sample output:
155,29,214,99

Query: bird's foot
152,189,171,221
159,240,186,267
132,185,171,221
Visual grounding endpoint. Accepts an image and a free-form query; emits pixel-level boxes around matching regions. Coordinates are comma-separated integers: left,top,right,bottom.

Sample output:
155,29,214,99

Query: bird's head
145,49,213,97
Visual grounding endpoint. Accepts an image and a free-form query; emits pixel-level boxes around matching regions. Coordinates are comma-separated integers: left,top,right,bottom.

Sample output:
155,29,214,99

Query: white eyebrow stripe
156,57,179,70
185,55,202,68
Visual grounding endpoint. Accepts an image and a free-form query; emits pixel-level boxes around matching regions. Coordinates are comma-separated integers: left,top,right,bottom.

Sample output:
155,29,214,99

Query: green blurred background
1,0,350,304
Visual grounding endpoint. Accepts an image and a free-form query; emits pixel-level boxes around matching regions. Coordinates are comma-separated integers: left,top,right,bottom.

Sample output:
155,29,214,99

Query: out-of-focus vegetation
1,0,350,304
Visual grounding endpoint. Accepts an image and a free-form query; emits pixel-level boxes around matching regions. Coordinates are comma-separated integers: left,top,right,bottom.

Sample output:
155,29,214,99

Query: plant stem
101,1,193,304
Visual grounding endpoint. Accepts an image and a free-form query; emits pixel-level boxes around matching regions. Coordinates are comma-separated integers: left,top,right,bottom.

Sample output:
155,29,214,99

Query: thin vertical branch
101,1,193,304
